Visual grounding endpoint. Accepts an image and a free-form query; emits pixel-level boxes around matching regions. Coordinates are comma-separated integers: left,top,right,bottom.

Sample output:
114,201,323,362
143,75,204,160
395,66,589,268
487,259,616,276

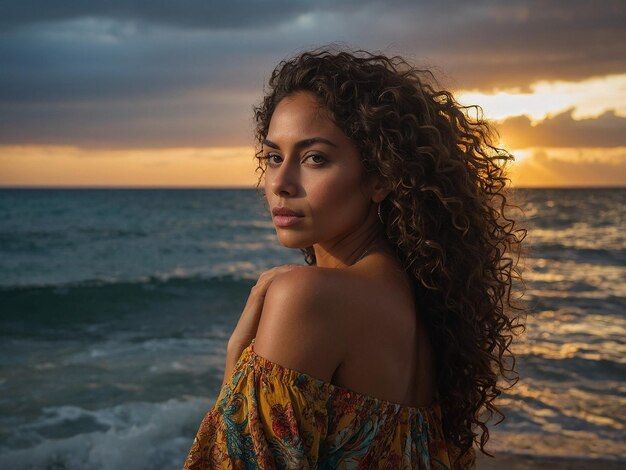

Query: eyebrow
262,137,338,151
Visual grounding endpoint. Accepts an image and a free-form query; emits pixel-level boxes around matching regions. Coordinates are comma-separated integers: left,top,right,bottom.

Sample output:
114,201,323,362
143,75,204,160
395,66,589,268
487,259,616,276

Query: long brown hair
252,45,528,459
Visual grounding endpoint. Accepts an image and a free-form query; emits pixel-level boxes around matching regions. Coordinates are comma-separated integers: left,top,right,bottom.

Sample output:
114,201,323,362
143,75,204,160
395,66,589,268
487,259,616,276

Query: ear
367,174,392,204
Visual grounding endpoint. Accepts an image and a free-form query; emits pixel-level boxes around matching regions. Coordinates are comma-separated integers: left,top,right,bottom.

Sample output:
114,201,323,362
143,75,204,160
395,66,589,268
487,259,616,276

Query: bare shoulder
252,266,351,382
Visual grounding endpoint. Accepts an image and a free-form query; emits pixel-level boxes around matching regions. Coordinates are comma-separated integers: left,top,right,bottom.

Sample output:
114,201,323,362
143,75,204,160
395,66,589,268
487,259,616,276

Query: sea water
0,188,624,468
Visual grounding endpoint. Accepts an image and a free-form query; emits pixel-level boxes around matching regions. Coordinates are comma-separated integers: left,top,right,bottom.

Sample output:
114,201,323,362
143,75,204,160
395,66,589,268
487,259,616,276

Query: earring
377,201,384,225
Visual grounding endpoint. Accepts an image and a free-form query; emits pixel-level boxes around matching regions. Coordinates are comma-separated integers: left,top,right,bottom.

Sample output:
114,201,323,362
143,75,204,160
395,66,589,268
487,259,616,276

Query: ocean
0,188,624,468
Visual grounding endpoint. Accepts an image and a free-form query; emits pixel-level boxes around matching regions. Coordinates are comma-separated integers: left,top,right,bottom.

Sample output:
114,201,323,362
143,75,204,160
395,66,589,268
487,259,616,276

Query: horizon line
1,185,625,190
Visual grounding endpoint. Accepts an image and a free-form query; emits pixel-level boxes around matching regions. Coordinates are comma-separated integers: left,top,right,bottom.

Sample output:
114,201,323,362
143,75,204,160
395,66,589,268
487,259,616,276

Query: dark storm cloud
498,109,626,148
0,24,262,103
0,0,386,30
0,0,303,30
364,0,626,91
0,88,259,148
0,0,624,148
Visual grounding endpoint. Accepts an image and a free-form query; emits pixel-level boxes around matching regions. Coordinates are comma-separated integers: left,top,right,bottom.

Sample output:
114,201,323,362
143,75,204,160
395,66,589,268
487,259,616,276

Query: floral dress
183,339,476,469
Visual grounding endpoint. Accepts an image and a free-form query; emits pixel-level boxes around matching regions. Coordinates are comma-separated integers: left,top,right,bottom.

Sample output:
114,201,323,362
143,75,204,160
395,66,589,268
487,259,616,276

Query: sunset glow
0,147,258,187
456,74,626,123
0,2,624,188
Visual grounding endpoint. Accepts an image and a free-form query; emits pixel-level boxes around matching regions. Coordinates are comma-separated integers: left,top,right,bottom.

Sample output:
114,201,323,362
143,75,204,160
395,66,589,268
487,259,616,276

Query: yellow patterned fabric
183,339,476,469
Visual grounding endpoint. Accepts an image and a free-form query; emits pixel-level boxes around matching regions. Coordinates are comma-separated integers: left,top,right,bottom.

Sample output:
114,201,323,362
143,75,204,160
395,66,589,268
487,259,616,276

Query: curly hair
252,45,528,460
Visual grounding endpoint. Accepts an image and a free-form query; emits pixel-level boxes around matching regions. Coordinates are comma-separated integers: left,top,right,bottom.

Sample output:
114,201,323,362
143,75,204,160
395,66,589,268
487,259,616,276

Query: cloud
497,109,626,148
358,1,626,92
0,0,624,148
0,0,312,30
510,147,626,187
0,88,260,148
456,74,626,122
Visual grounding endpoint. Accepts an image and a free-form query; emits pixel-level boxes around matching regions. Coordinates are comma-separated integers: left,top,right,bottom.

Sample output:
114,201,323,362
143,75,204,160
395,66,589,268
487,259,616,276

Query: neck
313,225,391,269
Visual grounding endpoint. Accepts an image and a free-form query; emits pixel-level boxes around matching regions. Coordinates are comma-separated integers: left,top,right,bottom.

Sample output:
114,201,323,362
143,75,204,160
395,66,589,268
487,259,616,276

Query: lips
272,207,304,217
271,206,304,228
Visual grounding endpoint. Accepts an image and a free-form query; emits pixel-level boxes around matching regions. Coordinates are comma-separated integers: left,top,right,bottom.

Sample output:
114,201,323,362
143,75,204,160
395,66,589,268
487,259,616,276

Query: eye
304,153,327,165
258,153,281,165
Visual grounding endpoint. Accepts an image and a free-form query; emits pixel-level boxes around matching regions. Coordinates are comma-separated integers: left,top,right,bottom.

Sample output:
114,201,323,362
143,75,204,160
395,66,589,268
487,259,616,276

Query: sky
1,0,625,188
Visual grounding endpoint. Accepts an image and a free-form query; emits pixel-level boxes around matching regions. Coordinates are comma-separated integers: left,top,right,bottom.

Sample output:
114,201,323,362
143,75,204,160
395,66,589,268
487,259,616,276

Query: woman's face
263,91,376,250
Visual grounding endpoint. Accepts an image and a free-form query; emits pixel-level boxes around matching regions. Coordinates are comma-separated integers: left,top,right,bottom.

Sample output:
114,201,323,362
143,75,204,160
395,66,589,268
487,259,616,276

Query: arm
221,264,301,389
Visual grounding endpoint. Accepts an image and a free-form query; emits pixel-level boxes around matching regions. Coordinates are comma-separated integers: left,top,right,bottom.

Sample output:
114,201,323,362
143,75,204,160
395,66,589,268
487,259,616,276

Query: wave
0,273,254,333
0,270,256,292
527,244,625,265
517,353,626,382
0,397,213,470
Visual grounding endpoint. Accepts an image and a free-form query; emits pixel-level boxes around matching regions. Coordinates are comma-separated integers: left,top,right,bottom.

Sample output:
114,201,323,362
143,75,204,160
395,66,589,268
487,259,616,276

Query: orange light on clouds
0,146,260,187
456,74,626,123
508,147,626,188
2,72,625,189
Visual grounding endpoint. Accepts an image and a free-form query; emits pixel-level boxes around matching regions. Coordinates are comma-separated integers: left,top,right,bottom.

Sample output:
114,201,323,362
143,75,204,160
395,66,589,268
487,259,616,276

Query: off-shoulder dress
183,339,476,469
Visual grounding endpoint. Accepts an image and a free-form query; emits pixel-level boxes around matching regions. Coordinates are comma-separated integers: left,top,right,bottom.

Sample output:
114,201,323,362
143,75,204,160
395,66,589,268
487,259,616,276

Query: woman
183,46,527,469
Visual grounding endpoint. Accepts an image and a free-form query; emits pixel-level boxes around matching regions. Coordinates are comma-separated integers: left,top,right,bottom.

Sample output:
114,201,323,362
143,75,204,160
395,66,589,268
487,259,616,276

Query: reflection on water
492,188,626,459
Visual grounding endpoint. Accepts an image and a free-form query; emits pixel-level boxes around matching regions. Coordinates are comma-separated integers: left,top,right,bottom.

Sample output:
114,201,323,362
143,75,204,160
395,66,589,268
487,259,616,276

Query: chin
275,233,311,250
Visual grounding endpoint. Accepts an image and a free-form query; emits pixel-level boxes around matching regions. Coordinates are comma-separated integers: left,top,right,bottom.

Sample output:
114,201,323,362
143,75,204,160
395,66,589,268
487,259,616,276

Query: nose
268,157,298,197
